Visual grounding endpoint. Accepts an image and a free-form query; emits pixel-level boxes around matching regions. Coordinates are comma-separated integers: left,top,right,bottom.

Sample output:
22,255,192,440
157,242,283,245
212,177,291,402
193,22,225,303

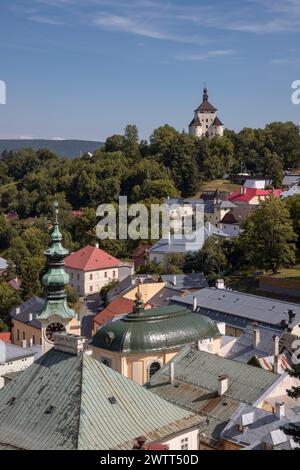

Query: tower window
89,273,93,280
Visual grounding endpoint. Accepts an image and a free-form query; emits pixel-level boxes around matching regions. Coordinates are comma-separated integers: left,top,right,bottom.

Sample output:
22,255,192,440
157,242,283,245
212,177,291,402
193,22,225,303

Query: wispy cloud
29,15,68,25
93,13,207,44
174,49,235,61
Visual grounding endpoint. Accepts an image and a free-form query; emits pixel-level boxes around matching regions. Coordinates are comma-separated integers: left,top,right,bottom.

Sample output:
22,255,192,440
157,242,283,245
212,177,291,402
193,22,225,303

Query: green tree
20,255,45,300
0,281,21,328
184,237,227,276
239,197,297,273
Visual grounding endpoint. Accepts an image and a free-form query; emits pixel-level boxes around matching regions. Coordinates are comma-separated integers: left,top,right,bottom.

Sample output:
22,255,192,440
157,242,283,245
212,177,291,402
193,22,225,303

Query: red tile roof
93,296,152,331
0,333,12,343
227,187,282,203
65,245,122,271
93,297,135,330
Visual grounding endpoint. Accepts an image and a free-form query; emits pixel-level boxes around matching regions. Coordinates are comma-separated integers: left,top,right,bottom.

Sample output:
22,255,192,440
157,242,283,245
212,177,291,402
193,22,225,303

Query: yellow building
92,291,221,385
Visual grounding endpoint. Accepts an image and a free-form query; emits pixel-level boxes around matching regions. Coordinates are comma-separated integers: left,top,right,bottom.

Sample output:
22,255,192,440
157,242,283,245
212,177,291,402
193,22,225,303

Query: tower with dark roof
189,87,224,139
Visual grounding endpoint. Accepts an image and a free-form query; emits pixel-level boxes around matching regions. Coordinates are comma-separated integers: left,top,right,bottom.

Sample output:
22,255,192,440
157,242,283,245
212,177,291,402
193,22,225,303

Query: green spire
38,202,75,321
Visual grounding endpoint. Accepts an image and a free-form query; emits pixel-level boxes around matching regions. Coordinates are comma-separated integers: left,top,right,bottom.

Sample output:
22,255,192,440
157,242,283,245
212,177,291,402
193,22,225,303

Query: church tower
189,87,224,139
37,202,80,353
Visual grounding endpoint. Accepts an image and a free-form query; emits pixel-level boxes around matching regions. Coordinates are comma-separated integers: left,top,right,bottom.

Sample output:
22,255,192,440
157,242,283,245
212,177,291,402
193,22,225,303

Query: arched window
148,361,161,379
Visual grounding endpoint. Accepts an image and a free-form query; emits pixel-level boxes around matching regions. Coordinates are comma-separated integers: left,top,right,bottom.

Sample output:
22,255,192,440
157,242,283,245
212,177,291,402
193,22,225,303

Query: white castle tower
189,87,224,139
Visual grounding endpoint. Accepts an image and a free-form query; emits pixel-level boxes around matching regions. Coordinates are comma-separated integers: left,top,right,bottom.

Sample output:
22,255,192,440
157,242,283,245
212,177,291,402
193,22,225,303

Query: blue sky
0,0,299,141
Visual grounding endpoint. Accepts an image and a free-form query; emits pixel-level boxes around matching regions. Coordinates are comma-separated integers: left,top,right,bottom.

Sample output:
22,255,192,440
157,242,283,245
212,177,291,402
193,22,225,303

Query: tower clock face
45,322,66,343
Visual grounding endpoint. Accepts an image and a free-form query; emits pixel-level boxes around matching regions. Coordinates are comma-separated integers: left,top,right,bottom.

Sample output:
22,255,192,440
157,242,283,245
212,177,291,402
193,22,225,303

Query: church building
189,87,224,139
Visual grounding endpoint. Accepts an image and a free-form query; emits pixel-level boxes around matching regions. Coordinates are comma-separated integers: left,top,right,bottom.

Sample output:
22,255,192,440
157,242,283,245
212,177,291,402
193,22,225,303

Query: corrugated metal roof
0,340,38,364
147,345,280,445
172,287,300,329
92,305,220,353
0,348,202,450
221,403,300,449
225,324,279,363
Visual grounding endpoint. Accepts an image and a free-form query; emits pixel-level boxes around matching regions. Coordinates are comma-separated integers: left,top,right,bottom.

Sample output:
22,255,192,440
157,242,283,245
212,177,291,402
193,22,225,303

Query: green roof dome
92,303,220,354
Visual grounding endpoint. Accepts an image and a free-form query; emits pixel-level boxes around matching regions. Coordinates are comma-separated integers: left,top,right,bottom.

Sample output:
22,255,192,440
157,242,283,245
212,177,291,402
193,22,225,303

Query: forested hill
0,140,104,158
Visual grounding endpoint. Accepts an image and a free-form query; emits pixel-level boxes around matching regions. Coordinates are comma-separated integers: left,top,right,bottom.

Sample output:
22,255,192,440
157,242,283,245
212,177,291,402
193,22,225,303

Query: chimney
218,374,228,396
170,361,175,385
275,402,285,419
288,309,296,325
28,313,33,322
173,275,177,286
53,333,86,356
95,243,99,249
252,322,260,348
193,296,197,312
216,279,225,290
273,354,280,374
15,306,20,315
273,335,280,356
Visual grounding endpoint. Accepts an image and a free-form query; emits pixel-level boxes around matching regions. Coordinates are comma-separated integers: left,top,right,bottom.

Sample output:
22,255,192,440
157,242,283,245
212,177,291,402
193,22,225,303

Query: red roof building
227,187,282,205
65,245,122,271
0,332,12,343
65,245,133,296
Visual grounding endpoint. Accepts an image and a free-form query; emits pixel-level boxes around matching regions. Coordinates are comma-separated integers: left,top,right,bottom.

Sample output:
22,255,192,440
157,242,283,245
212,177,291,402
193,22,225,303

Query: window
77,273,80,280
90,286,93,292
148,361,161,379
71,272,74,279
17,329,20,341
89,274,93,280
181,437,189,450
22,331,25,340
104,272,108,278
32,335,35,345
113,270,116,278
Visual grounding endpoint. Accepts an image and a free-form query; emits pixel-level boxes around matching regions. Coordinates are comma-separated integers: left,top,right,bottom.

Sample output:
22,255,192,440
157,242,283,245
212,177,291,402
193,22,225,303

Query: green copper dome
92,303,220,354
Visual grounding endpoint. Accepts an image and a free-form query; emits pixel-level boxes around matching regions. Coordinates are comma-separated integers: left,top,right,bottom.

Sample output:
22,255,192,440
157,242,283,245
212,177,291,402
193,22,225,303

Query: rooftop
0,345,202,450
227,187,282,203
172,287,300,329
92,303,220,354
65,245,122,271
0,340,39,364
221,403,299,450
147,345,281,445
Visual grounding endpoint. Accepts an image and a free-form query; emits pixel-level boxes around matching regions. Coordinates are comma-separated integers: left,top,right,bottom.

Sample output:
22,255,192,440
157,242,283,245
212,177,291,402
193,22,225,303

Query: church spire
38,201,75,320
203,85,208,102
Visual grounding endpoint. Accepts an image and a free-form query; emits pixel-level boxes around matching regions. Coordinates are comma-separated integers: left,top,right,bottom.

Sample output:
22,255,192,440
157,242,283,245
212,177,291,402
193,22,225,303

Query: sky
0,0,300,141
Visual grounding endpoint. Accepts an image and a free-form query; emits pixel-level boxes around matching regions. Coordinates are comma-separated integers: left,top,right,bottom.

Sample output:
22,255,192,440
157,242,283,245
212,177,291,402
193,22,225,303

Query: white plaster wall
0,356,35,389
160,428,199,450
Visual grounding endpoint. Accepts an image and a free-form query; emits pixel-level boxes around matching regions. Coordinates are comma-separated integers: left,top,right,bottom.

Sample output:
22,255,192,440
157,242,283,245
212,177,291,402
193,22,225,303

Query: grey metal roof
224,324,279,363
0,340,38,364
282,174,300,187
221,403,300,449
160,273,208,291
0,257,8,271
147,345,280,445
149,225,227,255
0,348,203,450
172,288,300,329
11,296,44,329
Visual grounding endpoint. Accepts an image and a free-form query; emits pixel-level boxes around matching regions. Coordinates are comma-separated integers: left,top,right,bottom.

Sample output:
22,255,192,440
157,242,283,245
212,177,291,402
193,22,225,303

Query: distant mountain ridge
0,139,104,158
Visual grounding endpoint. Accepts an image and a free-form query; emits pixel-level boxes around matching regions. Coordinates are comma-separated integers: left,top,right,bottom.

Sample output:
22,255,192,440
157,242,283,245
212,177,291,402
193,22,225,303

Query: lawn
199,179,240,194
